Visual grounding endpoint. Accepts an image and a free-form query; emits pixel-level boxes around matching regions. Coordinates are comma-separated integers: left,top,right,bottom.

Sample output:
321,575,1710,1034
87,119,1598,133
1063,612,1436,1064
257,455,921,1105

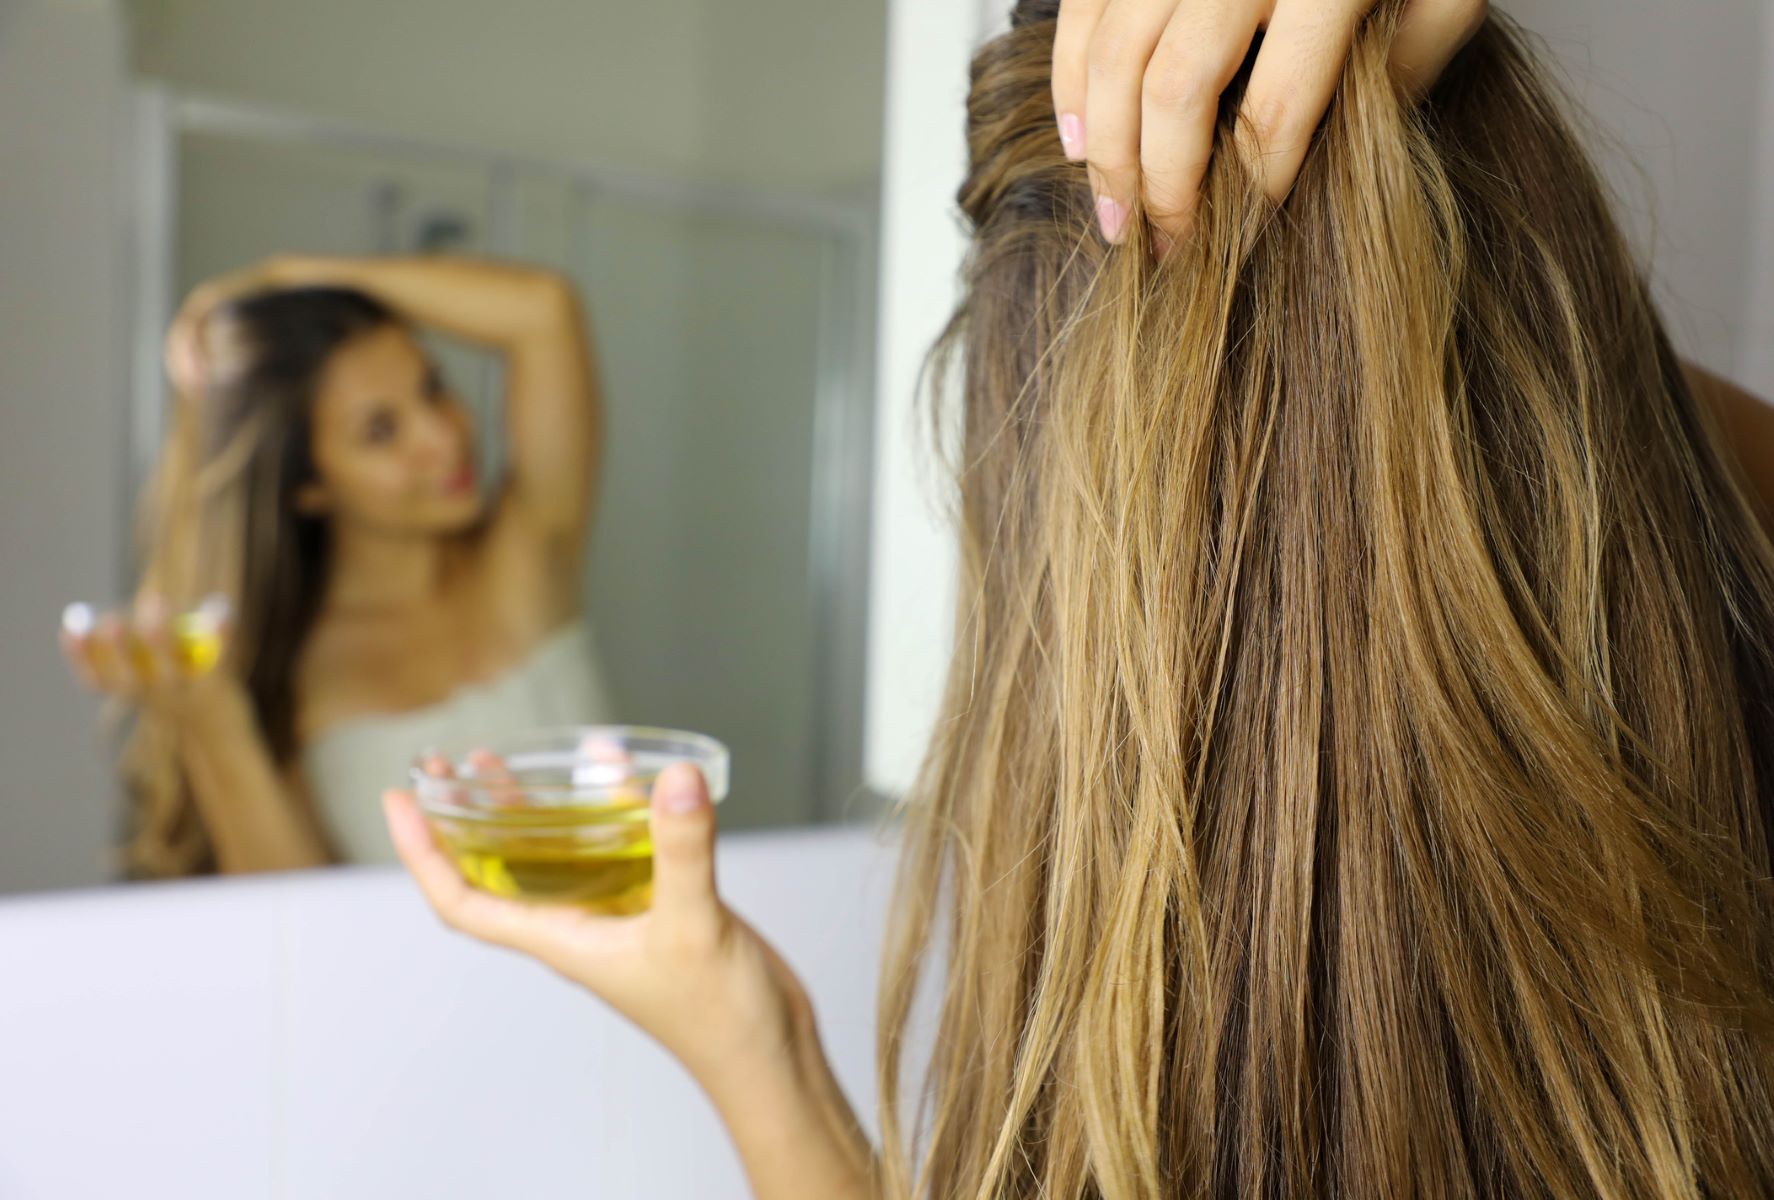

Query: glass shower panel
515,179,828,830
174,131,500,449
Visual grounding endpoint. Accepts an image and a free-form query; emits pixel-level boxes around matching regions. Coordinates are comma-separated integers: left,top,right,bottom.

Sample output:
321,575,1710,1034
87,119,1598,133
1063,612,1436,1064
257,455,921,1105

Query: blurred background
0,0,887,895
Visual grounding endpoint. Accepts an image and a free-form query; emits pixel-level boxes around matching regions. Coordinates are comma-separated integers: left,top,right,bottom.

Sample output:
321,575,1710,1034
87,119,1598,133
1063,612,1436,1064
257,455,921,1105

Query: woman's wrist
703,1027,876,1200
168,673,254,737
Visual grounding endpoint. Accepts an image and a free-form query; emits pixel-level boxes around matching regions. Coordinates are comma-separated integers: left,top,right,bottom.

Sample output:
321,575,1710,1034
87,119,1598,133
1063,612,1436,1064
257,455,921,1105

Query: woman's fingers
579,733,648,807
647,763,721,948
59,604,102,691
1233,0,1363,207
58,629,101,692
164,289,222,400
89,612,140,696
59,601,172,697
1060,0,1272,245
417,751,472,811
164,321,204,399
1390,0,1485,99
1081,0,1185,243
1052,0,1110,160
1056,0,1481,250
466,747,522,807
1140,0,1266,244
383,788,552,957
132,594,180,688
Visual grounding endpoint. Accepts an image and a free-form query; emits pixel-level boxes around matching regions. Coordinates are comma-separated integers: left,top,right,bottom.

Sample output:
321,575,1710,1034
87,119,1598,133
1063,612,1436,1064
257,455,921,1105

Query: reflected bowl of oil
412,725,729,916
61,593,231,679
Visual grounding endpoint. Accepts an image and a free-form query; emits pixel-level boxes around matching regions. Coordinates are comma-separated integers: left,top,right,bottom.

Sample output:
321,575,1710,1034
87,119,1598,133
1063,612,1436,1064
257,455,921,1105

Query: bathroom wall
0,0,133,892
1509,0,1772,392
126,0,885,201
1752,4,1774,394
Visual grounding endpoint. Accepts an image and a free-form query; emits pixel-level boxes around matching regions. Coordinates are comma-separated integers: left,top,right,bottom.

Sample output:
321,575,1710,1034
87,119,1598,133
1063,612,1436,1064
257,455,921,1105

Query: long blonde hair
876,4,1774,1195
121,287,397,877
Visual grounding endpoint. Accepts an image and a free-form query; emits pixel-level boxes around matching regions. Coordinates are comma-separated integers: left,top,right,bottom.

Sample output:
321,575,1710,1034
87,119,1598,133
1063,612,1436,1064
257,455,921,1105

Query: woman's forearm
262,253,579,351
174,687,331,874
700,1016,878,1200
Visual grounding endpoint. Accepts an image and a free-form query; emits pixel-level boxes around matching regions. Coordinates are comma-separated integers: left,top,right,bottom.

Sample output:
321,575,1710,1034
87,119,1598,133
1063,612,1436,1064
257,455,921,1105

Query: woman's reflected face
301,324,481,535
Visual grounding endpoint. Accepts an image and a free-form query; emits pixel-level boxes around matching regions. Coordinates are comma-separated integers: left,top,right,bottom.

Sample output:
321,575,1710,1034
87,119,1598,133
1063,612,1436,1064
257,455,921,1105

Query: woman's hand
163,259,287,401
59,593,244,724
383,762,816,1097
1051,0,1488,250
384,764,876,1197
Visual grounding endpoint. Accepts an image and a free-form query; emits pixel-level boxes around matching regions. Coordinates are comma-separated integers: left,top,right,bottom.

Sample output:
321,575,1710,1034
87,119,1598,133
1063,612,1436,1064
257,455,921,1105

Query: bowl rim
409,723,730,816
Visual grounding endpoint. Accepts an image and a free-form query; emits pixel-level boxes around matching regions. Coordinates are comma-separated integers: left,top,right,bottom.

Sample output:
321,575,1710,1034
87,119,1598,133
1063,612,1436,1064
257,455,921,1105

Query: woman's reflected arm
176,683,333,874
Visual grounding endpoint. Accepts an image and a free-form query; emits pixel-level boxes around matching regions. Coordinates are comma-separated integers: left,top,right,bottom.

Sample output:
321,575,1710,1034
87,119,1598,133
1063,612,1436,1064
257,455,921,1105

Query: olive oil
63,597,227,680
430,801,655,914
169,610,224,674
411,725,730,916
115,613,223,678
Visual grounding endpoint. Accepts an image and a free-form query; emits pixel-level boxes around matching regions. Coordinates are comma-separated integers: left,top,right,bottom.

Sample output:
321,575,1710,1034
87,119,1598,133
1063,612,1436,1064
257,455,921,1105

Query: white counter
0,824,903,1199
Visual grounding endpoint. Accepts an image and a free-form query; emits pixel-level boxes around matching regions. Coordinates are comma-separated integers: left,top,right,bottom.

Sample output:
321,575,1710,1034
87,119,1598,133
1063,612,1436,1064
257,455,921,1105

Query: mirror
0,0,886,896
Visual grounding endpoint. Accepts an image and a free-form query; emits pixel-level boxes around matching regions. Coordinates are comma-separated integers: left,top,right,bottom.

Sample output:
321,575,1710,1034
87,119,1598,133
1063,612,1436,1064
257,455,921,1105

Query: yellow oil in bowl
170,609,225,674
413,726,729,915
430,803,655,914
63,595,229,681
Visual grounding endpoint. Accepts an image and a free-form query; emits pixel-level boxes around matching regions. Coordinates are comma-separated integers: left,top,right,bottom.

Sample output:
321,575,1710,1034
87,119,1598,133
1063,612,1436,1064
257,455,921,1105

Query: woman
385,1,1774,1196
62,255,615,877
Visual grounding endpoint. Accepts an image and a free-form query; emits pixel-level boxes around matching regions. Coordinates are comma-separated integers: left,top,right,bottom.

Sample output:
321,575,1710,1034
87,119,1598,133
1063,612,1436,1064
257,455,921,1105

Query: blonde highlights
876,4,1774,1196
118,287,394,877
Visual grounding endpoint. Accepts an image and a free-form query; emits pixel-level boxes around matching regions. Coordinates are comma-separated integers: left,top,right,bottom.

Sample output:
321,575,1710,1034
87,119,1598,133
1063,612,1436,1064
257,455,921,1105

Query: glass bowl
61,593,231,677
411,724,729,914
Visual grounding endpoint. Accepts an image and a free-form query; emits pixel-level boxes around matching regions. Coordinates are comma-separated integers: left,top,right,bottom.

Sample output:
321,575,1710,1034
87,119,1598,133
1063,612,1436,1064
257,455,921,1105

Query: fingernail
1058,112,1084,160
660,766,702,814
1097,194,1126,243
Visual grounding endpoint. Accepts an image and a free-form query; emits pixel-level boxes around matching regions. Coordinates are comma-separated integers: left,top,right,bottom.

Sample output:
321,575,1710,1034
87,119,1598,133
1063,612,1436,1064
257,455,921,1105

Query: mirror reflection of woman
60,255,615,877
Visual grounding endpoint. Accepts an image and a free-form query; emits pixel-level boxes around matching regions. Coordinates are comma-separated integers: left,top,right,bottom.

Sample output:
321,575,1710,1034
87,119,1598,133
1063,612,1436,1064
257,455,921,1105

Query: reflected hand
1051,0,1488,250
163,258,287,402
58,593,241,718
382,762,818,1096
